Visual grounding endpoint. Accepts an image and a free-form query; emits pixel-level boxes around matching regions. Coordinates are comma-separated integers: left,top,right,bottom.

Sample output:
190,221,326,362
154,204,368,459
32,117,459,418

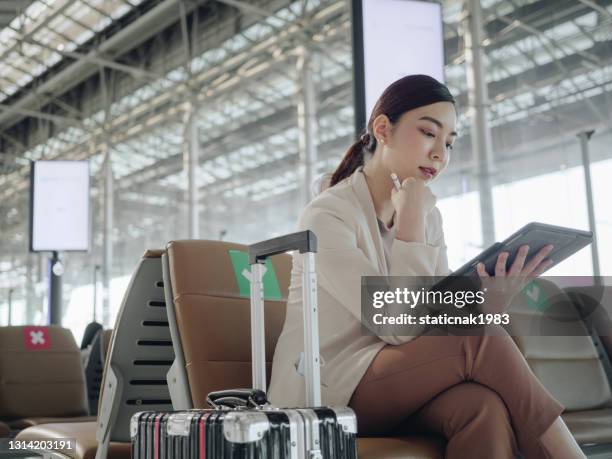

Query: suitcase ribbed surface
131,408,357,459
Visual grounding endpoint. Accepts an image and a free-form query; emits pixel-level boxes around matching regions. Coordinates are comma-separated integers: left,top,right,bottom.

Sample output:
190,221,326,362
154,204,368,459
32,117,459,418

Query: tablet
448,222,592,278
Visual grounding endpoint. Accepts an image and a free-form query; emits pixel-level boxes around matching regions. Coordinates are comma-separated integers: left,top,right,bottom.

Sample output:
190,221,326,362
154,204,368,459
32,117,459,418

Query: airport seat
0,420,9,438
80,322,103,350
17,249,174,459
357,436,445,459
101,329,112,361
508,279,612,450
163,239,445,459
163,239,292,409
14,421,130,459
83,330,106,416
0,325,94,430
564,284,612,370
9,416,97,430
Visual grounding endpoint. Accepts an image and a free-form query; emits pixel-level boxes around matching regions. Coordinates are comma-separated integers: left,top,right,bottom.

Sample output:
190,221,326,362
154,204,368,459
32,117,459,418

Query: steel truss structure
0,0,611,324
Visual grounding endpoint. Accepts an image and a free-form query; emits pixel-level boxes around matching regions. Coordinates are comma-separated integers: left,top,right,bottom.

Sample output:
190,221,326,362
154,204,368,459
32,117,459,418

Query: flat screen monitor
30,160,90,252
352,0,445,135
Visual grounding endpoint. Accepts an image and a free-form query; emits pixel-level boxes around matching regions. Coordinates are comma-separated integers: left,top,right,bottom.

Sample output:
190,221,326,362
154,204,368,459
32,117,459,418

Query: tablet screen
452,222,592,278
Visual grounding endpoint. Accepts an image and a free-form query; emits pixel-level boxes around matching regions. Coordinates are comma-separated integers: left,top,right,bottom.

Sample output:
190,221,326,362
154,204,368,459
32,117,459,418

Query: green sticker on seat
523,281,549,311
228,249,282,300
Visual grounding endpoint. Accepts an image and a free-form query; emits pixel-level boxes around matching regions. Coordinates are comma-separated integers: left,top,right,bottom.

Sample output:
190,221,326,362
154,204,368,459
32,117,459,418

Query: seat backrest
80,321,103,350
101,329,112,361
164,240,292,408
0,420,9,438
0,325,88,419
564,285,612,369
83,330,105,416
96,250,174,447
508,279,612,412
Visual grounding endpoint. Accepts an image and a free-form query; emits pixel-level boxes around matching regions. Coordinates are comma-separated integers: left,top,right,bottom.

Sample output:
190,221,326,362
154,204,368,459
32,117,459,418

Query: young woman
267,75,585,458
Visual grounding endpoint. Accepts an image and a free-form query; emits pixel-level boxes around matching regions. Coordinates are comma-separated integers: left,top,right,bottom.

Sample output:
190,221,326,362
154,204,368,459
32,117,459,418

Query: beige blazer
267,169,451,408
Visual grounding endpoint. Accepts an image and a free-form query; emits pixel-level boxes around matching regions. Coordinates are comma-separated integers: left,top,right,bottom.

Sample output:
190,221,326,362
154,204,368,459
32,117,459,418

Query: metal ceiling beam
454,39,612,107
0,0,31,10
215,0,283,22
0,0,202,130
0,0,74,69
0,12,15,22
199,134,351,199
445,0,612,63
490,13,608,124
1,0,343,161
216,0,346,70
19,36,166,82
0,3,346,174
115,80,352,192
576,0,612,19
0,131,25,150
493,12,600,65
0,102,83,126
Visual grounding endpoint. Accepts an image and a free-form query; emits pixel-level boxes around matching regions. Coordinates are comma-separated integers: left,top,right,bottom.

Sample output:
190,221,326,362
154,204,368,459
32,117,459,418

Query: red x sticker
23,326,51,350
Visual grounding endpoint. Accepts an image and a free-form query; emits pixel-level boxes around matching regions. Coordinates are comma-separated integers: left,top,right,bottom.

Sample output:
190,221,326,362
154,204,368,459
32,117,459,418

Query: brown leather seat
164,239,445,458
508,279,612,447
0,325,91,430
165,240,292,406
9,416,96,430
15,421,130,459
564,285,612,365
357,436,445,459
562,409,612,445
16,250,172,459
0,420,9,438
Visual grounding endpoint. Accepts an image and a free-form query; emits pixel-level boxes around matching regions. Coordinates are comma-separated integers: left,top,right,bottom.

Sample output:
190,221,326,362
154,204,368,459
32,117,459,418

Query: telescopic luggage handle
248,230,318,264
248,230,321,407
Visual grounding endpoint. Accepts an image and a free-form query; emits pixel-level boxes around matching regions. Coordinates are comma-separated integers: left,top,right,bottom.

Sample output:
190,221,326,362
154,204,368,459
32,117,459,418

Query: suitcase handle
207,389,268,409
248,230,321,407
248,230,317,264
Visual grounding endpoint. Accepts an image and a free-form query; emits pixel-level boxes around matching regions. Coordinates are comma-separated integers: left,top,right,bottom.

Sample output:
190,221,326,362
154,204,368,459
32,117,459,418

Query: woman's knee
443,383,512,431
472,385,512,424
438,384,518,459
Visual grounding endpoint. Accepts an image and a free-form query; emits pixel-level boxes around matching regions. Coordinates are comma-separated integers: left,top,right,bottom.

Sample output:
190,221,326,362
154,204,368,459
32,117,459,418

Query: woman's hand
476,244,554,313
392,177,436,243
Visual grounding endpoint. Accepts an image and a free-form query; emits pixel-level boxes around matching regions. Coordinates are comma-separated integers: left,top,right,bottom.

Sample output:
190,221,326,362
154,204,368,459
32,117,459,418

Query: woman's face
374,101,457,183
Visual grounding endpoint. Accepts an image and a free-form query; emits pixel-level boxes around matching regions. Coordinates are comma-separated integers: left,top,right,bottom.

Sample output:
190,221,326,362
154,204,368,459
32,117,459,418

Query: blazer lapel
350,169,388,275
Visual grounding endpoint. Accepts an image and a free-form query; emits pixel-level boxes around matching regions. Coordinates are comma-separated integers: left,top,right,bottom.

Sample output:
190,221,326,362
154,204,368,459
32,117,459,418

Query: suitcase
130,230,358,458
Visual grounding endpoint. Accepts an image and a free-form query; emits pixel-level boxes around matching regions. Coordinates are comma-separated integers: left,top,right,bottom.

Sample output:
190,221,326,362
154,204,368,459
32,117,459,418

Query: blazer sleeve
431,207,451,276
300,207,443,345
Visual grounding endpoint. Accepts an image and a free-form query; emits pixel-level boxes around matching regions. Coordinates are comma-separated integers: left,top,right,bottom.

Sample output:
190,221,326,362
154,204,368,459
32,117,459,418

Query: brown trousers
348,328,564,459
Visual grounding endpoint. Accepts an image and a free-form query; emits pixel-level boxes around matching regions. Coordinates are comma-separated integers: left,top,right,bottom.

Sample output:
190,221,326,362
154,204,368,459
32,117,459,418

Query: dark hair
330,75,456,186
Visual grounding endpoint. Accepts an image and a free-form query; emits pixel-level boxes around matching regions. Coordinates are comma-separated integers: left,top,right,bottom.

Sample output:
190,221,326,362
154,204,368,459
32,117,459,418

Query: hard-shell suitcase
130,231,358,458
131,403,357,458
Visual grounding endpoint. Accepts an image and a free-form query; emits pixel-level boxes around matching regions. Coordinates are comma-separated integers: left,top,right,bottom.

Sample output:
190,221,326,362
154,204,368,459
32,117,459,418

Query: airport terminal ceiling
0,0,611,325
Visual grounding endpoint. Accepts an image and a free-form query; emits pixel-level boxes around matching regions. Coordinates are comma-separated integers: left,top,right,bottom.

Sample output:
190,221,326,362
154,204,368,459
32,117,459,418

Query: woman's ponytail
330,133,375,186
